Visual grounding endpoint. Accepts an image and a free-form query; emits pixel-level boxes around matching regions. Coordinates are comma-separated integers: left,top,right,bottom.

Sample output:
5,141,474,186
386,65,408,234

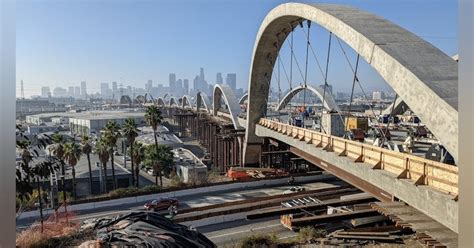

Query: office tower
53,87,67,97
101,83,109,98
112,81,118,95
216,73,223,84
80,81,87,98
169,73,176,88
183,79,189,94
146,80,153,92
41,86,51,98
127,86,132,96
372,91,382,101
74,86,81,97
68,86,74,97
319,84,333,95
226,73,237,90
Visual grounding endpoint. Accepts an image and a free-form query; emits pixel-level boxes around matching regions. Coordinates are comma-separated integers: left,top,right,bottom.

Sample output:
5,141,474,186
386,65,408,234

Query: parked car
144,197,179,211
283,186,305,194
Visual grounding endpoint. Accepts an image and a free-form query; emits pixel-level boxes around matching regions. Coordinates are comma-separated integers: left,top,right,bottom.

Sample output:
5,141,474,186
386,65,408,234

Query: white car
283,186,305,195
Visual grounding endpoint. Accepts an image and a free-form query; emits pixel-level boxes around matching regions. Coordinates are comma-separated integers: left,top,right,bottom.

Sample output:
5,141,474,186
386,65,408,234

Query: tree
144,144,173,186
121,118,139,187
131,141,145,187
95,138,110,193
145,105,164,187
103,120,121,190
81,135,93,195
63,142,82,199
50,133,68,214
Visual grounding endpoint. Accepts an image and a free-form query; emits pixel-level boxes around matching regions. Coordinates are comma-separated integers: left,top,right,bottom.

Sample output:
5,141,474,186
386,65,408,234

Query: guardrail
258,118,458,196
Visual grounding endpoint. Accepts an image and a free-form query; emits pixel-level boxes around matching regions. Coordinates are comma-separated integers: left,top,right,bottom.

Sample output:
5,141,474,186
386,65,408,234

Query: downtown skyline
16,0,457,98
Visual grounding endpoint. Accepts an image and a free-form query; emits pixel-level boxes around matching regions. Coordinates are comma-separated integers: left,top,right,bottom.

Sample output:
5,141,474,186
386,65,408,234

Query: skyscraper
183,79,189,94
112,81,118,96
53,87,67,97
319,84,333,95
169,73,176,88
68,86,74,97
146,80,153,92
80,81,87,98
101,83,109,98
226,73,237,90
41,86,51,98
74,86,81,98
216,73,223,84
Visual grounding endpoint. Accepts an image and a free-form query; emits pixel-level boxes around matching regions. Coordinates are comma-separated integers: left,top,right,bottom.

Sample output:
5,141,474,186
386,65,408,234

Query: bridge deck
256,118,458,233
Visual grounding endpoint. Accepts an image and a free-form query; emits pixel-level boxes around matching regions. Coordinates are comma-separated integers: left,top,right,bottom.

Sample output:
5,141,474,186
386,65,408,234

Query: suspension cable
344,54,360,139
335,36,388,145
287,24,305,85
289,24,294,91
302,20,311,127
320,32,332,133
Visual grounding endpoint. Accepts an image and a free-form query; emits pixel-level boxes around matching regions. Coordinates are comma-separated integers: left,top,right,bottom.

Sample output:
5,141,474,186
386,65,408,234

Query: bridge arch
168,96,178,107
275,85,340,112
239,93,248,105
196,92,211,113
182,95,193,109
213,84,242,130
156,97,166,107
243,3,458,164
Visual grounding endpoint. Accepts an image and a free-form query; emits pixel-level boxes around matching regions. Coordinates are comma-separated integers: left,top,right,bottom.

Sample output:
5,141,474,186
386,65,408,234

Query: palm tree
103,120,120,190
131,141,145,187
145,105,164,187
50,133,68,213
81,135,93,195
144,144,173,186
121,118,139,187
95,138,110,193
64,142,82,199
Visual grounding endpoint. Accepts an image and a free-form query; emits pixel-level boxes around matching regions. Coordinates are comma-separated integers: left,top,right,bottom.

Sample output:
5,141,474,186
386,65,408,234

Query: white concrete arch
168,96,178,107
275,85,340,112
182,95,193,109
156,97,166,107
213,84,242,130
239,93,248,105
244,3,458,164
196,92,211,113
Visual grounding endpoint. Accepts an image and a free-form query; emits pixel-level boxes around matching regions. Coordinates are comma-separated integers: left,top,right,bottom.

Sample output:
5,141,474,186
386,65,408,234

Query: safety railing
258,118,458,196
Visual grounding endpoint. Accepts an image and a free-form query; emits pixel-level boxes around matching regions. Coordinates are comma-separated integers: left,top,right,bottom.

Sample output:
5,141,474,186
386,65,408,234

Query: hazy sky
16,0,457,97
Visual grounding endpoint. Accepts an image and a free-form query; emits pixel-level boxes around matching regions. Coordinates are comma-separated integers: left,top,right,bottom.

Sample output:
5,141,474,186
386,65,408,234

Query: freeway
17,179,342,230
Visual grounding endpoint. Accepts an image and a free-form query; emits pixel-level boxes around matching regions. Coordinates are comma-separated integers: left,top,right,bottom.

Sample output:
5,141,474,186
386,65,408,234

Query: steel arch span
196,92,211,113
182,95,193,108
213,84,242,130
275,85,340,112
243,3,458,164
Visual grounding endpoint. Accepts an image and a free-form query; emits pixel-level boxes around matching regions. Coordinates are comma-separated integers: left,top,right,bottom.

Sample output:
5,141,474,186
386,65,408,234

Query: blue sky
16,0,457,97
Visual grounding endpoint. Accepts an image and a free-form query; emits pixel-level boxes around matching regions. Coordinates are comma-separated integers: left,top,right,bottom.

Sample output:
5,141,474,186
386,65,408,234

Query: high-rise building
101,83,109,98
68,86,74,97
319,84,333,95
112,81,118,95
80,81,87,98
372,91,384,101
41,86,51,98
74,86,81,97
53,87,67,97
226,73,237,90
146,80,153,92
183,79,189,95
169,73,176,88
216,73,223,84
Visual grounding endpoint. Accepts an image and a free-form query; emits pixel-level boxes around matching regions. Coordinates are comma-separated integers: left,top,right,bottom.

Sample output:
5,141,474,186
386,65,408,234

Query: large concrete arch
182,95,193,109
196,92,211,113
213,84,242,130
275,85,340,112
169,97,178,107
157,97,166,107
239,93,248,105
243,3,458,164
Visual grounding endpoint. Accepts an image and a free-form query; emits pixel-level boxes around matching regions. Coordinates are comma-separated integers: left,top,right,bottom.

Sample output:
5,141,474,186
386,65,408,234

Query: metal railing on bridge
258,118,458,196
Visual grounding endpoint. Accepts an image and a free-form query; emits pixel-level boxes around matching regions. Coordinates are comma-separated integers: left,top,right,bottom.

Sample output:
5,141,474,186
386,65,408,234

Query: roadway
16,179,341,230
